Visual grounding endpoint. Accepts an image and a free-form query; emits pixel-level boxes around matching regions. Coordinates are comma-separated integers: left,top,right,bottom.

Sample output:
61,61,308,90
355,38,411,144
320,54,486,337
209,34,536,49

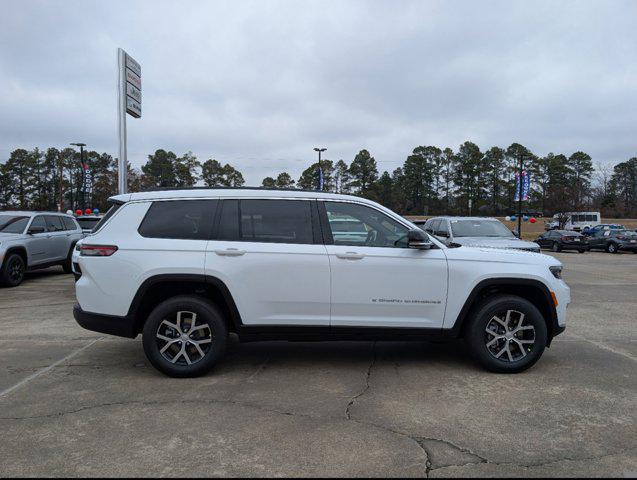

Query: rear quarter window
138,200,217,240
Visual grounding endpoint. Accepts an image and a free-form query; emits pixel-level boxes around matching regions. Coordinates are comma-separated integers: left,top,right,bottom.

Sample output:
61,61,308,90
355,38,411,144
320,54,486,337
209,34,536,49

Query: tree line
1,143,635,218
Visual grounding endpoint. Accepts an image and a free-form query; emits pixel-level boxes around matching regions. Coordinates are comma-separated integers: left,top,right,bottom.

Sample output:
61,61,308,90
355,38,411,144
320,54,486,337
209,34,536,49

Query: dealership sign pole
117,48,142,194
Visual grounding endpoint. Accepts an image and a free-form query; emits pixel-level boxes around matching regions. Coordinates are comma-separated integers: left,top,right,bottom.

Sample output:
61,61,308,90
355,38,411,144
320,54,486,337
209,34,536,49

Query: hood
452,236,539,250
445,245,560,267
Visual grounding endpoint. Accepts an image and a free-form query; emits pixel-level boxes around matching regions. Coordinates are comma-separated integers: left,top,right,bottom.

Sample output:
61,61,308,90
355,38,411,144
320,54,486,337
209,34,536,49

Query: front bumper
73,304,137,338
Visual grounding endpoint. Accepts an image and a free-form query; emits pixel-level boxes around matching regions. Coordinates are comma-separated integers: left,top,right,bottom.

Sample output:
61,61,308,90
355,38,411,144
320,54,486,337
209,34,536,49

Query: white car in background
423,216,541,253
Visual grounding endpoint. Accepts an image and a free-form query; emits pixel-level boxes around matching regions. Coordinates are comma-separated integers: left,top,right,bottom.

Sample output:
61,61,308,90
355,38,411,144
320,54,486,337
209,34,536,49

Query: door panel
326,245,448,328
205,199,330,326
44,216,68,260
25,216,50,265
322,201,448,328
206,241,331,325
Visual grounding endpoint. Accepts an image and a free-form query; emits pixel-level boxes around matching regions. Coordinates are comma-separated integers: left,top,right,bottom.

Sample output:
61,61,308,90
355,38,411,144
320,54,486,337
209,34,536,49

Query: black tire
0,253,26,287
465,295,548,373
578,249,586,253
606,242,619,254
62,245,75,274
551,242,561,252
142,295,227,378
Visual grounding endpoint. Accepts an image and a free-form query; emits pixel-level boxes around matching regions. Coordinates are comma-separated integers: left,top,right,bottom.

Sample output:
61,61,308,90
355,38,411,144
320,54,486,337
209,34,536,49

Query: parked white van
546,212,601,232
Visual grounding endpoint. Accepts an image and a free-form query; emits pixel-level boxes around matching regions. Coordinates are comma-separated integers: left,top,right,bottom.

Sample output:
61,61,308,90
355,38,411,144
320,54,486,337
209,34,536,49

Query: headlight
549,265,563,279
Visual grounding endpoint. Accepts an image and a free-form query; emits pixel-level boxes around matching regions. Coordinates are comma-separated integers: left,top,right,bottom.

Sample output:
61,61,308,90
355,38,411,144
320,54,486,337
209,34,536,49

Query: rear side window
45,215,65,232
240,199,313,244
215,199,314,244
62,216,78,230
138,200,216,240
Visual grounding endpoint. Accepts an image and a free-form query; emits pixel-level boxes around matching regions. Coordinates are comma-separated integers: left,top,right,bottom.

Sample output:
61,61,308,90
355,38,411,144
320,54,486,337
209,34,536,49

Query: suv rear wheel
466,295,547,373
0,253,26,287
142,295,228,377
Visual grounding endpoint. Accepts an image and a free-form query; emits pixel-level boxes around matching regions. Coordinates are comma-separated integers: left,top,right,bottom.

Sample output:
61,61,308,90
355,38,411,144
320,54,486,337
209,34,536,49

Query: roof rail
139,186,326,195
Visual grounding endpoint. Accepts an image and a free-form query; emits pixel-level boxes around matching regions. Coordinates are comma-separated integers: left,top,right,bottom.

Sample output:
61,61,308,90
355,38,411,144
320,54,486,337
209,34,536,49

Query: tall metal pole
117,48,127,194
517,155,523,237
80,145,85,211
313,147,326,191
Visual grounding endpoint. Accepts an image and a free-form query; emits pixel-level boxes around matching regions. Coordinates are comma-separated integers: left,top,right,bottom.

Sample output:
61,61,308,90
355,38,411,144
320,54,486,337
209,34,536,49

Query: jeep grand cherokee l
73,188,569,377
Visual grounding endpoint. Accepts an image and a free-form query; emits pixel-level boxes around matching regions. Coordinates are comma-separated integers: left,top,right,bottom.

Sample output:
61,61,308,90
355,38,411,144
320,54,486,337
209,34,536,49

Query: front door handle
214,248,246,257
335,252,365,260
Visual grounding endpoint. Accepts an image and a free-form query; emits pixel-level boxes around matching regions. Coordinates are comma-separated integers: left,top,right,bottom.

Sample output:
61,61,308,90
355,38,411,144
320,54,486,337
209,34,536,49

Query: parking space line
0,338,101,399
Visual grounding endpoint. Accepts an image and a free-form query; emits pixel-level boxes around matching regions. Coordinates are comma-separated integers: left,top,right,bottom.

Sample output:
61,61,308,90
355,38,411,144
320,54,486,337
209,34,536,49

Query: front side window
0,215,30,234
238,199,313,244
29,216,47,232
138,200,216,240
324,201,409,248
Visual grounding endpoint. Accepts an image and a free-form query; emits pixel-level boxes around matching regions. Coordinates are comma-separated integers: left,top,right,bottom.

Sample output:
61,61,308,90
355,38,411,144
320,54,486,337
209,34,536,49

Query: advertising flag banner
514,171,531,202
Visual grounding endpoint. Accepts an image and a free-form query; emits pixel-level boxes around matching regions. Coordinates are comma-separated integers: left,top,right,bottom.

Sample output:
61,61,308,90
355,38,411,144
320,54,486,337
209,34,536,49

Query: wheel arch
2,246,28,268
127,274,243,335
451,278,559,345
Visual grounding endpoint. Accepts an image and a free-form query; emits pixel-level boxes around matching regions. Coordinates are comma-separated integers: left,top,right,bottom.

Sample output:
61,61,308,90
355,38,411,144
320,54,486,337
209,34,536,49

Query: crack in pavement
0,398,319,422
345,341,377,420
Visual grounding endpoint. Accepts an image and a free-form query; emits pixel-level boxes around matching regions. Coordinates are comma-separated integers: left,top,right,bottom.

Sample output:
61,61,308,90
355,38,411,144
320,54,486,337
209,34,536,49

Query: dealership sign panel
124,53,141,118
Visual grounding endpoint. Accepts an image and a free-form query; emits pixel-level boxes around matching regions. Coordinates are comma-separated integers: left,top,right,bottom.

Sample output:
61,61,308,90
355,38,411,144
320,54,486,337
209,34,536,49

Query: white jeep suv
73,188,569,377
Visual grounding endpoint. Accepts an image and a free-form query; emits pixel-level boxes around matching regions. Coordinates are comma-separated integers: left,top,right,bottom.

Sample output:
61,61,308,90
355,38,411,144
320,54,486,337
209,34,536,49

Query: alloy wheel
485,309,536,362
8,257,24,283
155,311,212,365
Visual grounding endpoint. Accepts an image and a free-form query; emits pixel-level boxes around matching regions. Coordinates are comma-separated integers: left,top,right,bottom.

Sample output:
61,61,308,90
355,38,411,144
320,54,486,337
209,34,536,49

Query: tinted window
217,200,239,241
93,203,121,232
30,216,47,232
76,217,100,229
138,200,216,239
435,220,449,237
239,199,313,244
45,215,65,232
324,201,409,248
63,216,78,230
0,215,30,233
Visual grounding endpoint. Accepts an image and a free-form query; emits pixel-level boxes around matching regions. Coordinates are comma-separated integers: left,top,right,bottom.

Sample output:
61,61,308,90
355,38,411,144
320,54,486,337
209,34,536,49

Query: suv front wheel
142,295,228,378
466,295,548,373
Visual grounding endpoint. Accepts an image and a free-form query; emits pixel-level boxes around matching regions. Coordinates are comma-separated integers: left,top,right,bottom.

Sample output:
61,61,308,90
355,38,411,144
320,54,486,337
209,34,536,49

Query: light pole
313,147,326,191
70,143,87,211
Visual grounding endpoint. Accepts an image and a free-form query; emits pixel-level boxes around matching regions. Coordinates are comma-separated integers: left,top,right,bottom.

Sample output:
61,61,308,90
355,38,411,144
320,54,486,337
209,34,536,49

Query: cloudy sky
1,0,635,184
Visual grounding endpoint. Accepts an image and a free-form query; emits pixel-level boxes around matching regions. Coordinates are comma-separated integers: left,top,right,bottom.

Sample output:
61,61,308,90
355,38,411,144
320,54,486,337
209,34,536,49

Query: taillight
616,235,625,240
560,236,568,241
80,245,118,257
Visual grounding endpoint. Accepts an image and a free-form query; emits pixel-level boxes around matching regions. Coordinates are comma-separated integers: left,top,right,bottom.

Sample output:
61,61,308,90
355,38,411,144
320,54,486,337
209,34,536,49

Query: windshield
77,218,101,229
0,215,30,234
450,219,514,238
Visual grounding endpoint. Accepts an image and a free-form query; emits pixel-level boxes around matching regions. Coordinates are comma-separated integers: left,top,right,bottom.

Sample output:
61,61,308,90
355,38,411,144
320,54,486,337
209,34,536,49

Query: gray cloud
1,0,635,184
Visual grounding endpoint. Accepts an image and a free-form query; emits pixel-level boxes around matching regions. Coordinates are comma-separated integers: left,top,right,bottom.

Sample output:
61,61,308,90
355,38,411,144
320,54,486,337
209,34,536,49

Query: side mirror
28,226,45,235
511,230,520,238
408,229,432,250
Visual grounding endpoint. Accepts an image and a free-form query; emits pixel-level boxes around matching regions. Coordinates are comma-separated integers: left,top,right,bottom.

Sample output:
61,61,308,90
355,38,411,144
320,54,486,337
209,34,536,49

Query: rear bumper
73,304,137,338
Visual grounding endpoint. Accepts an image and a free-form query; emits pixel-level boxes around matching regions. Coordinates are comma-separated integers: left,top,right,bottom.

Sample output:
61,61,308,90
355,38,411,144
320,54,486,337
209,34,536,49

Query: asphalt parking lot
0,252,635,477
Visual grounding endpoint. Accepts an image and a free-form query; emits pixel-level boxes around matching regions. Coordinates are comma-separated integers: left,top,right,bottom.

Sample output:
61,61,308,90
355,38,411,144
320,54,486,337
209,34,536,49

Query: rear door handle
214,248,246,257
335,252,365,260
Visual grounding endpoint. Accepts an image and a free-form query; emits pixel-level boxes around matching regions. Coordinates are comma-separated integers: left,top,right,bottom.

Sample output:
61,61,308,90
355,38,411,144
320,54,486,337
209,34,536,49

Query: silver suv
423,216,541,252
0,211,84,287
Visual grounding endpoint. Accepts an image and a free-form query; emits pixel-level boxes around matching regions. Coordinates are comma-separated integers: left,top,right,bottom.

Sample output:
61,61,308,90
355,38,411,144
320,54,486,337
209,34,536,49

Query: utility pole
313,147,327,191
70,143,86,211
